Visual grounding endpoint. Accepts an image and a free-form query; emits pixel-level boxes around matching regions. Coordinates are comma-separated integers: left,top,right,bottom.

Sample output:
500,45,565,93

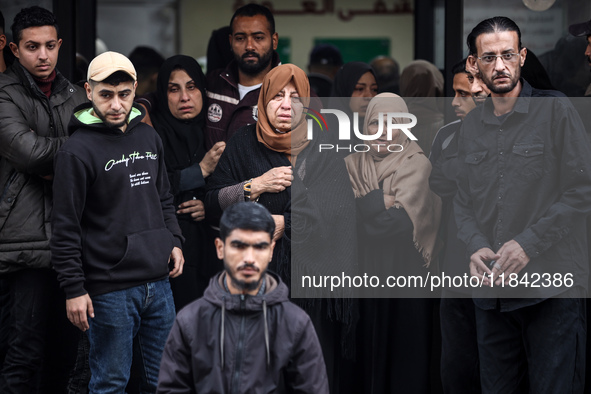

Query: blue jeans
87,278,175,394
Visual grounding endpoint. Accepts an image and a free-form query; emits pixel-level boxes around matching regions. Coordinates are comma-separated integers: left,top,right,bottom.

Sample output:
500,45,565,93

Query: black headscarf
151,55,207,174
328,62,376,152
330,61,376,98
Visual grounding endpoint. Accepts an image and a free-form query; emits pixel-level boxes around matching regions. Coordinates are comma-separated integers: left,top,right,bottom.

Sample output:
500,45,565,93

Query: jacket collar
481,78,532,125
204,270,287,311
11,60,71,101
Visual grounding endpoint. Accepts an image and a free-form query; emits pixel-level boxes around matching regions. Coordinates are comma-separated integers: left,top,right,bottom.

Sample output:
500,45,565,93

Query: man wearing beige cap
50,51,185,393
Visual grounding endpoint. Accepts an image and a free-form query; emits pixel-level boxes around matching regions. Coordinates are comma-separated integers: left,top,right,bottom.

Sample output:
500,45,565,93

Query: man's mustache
493,72,510,80
242,52,259,60
237,262,259,271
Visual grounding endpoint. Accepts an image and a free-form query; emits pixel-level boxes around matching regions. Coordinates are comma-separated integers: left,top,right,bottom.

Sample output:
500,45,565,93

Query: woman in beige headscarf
345,93,441,394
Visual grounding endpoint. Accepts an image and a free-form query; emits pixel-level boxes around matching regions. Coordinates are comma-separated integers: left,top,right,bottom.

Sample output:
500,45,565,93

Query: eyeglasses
477,53,520,66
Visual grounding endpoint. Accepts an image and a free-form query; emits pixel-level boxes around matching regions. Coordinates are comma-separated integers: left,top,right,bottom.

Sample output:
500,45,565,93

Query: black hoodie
157,272,329,394
51,103,183,299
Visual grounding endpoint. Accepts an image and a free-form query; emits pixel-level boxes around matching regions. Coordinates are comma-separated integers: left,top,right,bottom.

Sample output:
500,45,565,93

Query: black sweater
205,124,358,291
51,103,183,299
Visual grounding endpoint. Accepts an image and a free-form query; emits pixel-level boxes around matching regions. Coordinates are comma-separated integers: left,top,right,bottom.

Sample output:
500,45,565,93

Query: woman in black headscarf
331,61,379,110
328,62,378,152
150,55,226,310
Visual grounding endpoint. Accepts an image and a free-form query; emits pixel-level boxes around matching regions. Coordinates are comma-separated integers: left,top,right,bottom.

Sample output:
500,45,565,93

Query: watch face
522,0,556,11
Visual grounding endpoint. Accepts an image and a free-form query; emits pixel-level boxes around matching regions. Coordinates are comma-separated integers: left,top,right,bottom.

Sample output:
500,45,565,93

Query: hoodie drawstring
263,298,270,368
220,296,225,369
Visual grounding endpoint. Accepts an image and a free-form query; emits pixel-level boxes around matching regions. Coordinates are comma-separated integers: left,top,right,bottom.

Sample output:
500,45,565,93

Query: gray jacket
157,272,329,394
0,61,87,274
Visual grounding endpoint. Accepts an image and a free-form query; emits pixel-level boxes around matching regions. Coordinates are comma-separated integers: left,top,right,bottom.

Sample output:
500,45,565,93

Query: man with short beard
455,17,591,393
50,51,185,392
466,70,490,105
157,202,328,394
204,3,280,149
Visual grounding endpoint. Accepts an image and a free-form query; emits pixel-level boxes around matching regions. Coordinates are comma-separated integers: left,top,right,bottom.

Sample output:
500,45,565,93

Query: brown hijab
256,64,310,163
345,93,442,265
400,60,444,98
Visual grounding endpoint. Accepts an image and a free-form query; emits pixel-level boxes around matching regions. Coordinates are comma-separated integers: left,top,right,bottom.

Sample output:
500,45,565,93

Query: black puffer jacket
157,272,329,394
0,62,87,274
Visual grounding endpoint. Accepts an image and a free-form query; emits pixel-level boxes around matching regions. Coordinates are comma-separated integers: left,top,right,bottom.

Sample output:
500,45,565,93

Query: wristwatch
244,179,255,201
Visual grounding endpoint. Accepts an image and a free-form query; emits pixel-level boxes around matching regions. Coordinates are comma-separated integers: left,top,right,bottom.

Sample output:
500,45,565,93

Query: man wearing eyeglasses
455,16,591,393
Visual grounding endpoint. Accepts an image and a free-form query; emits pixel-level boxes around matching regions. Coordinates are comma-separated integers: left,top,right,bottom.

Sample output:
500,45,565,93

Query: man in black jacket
429,58,485,394
157,202,328,394
0,6,87,392
51,51,184,393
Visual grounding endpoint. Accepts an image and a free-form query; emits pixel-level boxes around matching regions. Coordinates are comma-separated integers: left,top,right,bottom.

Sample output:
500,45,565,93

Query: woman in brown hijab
205,64,315,250
345,93,441,394
206,64,358,393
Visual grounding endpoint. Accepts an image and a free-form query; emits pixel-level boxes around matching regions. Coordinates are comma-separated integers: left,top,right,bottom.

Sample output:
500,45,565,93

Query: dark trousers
357,298,433,394
440,297,481,394
476,297,586,394
0,268,79,393
0,278,9,366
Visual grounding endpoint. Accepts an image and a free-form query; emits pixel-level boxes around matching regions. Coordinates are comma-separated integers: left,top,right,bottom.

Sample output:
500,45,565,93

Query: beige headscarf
256,64,310,164
345,93,442,265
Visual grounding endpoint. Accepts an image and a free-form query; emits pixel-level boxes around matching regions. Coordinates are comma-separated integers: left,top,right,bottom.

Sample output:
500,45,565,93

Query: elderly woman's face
349,71,378,117
167,69,203,120
266,81,303,133
367,114,401,156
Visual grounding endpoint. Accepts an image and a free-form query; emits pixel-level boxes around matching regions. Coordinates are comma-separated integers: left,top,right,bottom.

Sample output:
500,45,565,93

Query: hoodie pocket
108,228,174,281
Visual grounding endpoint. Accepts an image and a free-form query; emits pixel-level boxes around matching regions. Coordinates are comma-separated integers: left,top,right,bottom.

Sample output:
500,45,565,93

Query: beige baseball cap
87,51,137,82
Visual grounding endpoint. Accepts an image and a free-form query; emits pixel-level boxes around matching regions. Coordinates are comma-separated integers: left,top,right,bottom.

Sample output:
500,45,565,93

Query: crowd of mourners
1,3,591,394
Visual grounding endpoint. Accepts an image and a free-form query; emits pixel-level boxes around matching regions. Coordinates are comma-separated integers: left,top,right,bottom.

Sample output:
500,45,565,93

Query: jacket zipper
231,294,246,394
33,79,59,137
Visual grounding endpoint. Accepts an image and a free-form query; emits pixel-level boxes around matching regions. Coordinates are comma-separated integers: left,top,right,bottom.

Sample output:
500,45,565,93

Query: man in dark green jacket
0,6,86,392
